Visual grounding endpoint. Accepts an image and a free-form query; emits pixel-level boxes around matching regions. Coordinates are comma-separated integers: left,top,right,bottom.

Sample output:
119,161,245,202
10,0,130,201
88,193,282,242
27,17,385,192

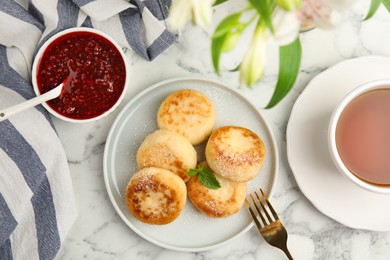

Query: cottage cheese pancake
205,126,265,182
125,167,187,225
157,89,216,145
187,162,247,218
137,129,197,182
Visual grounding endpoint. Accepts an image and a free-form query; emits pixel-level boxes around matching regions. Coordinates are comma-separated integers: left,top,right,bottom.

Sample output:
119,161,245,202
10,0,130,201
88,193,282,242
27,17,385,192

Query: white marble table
55,1,390,259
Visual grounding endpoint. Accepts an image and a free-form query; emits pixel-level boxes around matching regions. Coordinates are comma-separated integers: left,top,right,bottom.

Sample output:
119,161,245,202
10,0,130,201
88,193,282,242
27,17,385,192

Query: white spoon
0,80,66,122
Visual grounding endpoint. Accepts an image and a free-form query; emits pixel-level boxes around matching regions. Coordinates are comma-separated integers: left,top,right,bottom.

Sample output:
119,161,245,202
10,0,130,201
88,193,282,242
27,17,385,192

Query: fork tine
247,190,294,260
245,199,263,229
249,194,267,226
260,189,279,220
255,191,273,223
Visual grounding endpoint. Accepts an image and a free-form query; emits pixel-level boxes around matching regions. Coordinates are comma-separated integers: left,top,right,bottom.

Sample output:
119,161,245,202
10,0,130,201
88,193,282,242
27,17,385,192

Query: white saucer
287,56,390,231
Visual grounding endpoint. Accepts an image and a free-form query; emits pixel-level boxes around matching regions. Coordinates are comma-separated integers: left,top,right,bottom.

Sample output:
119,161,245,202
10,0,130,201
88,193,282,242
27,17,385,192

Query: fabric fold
0,0,177,259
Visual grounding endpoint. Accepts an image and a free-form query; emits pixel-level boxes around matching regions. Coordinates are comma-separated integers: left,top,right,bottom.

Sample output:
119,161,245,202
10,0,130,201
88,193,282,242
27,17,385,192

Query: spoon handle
0,83,63,122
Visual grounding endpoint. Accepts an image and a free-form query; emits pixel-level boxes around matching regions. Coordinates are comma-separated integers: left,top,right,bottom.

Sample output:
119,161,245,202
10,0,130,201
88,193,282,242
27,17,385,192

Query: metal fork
245,189,293,260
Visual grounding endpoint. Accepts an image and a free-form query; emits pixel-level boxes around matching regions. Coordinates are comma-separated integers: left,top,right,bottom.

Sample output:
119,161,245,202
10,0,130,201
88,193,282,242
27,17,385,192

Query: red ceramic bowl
32,27,129,123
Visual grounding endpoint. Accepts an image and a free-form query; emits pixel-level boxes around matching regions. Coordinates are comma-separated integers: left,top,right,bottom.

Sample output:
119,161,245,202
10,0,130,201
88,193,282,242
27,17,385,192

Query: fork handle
283,247,294,260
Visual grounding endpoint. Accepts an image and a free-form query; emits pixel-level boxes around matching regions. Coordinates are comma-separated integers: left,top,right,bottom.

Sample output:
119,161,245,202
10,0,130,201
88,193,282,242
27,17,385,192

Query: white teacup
328,79,390,194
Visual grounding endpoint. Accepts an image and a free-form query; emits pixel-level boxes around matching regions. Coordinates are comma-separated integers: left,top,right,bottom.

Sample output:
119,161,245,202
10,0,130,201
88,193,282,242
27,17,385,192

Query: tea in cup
328,79,390,194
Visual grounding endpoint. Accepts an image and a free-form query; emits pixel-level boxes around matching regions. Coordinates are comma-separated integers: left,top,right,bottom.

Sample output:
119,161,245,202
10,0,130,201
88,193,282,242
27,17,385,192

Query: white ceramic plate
103,77,278,251
287,56,390,231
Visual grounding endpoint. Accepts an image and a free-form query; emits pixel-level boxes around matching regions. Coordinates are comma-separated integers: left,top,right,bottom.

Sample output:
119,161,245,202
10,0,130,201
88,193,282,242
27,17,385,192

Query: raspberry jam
37,31,126,120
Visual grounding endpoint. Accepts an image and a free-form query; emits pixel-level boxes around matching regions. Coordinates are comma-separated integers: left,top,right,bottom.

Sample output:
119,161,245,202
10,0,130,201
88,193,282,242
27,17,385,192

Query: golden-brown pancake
125,167,187,225
205,126,265,182
187,162,247,218
136,129,197,182
157,89,216,145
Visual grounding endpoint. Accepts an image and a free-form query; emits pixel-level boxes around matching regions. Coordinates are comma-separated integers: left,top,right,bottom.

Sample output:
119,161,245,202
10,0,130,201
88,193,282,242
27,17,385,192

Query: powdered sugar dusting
105,78,277,249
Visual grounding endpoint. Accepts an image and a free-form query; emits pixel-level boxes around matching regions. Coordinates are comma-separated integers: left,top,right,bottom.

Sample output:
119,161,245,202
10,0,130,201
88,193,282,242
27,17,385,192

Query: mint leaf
188,168,200,177
198,167,221,190
188,165,221,189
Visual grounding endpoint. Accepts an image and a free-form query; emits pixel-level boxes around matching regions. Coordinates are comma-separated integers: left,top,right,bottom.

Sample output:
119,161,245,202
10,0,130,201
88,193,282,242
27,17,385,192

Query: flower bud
168,0,215,31
168,0,192,32
192,0,215,28
222,30,241,52
240,23,267,87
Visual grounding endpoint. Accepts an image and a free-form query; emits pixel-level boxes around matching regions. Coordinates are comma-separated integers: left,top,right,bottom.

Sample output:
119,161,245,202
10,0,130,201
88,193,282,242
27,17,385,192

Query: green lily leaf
381,0,390,12
212,12,246,74
266,37,302,109
248,0,275,33
228,63,240,72
364,0,381,20
214,0,229,6
212,12,242,39
274,0,301,11
211,33,228,75
222,30,243,52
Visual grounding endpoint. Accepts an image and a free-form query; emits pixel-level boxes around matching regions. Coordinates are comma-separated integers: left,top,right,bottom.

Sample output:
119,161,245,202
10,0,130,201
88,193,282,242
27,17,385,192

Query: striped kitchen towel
0,0,176,259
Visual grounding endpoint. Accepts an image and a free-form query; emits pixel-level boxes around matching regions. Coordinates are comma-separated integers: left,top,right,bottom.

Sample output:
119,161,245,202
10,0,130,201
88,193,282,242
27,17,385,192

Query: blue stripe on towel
73,0,96,7
57,0,80,29
0,193,17,247
0,238,13,260
0,46,36,100
147,29,176,60
0,121,60,259
119,8,149,60
145,0,171,20
81,16,93,28
36,0,79,51
131,0,145,13
130,0,170,20
0,121,46,192
31,177,61,260
0,1,44,32
122,1,176,60
0,45,54,126
28,0,45,26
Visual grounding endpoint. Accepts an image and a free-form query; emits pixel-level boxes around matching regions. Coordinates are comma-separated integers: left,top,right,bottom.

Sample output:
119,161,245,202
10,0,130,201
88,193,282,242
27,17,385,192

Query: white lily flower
270,7,300,46
300,0,358,29
168,0,215,32
168,0,192,32
300,0,336,29
320,0,357,11
192,0,215,28
240,23,267,87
